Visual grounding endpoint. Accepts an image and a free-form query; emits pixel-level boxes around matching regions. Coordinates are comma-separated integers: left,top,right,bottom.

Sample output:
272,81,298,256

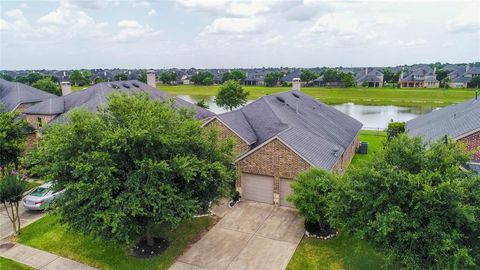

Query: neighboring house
355,68,384,87
204,89,362,207
399,66,439,88
448,65,480,88
406,93,480,162
0,79,57,112
280,70,301,84
23,80,214,129
244,70,268,86
312,75,345,87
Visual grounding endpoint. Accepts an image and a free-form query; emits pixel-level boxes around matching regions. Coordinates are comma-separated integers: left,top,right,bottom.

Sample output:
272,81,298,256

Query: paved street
170,201,304,270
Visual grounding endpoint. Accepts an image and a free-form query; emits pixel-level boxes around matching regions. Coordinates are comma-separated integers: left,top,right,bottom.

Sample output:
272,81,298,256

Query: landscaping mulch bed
131,237,169,258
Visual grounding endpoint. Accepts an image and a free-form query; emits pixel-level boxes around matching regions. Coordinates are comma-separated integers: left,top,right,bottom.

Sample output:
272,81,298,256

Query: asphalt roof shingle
407,97,480,143
219,90,363,170
24,80,214,120
0,79,57,111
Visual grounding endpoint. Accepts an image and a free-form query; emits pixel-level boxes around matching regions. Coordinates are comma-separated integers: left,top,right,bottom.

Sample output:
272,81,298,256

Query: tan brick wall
237,138,311,180
24,114,57,130
332,132,360,173
459,130,480,161
204,118,250,156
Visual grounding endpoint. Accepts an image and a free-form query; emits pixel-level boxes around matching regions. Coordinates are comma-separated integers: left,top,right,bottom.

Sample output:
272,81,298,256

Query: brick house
22,80,214,129
204,90,362,207
0,79,57,113
399,66,439,88
407,93,480,163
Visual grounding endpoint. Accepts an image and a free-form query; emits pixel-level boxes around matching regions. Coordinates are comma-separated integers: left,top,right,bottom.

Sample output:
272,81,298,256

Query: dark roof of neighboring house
23,80,214,120
452,76,471,83
465,67,480,75
280,70,301,82
0,79,57,111
214,90,363,170
407,97,480,143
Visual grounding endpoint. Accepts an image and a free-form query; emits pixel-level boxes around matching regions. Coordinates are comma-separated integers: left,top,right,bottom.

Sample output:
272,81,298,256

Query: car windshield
30,187,49,197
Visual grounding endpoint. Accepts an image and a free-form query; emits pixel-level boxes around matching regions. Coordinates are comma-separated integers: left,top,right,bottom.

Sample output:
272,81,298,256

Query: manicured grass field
157,84,474,108
350,130,386,168
18,214,216,270
0,257,34,270
287,232,386,270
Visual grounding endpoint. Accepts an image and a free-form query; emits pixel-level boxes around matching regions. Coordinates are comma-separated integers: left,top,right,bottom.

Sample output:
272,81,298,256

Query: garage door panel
280,178,294,208
242,173,274,204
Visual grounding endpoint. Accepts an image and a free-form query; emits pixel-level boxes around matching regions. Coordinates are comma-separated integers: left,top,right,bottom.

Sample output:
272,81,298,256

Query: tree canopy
215,80,249,111
113,73,128,81
32,77,61,95
0,109,28,168
137,70,147,83
27,93,235,246
70,70,92,86
300,70,319,82
321,69,342,83
264,72,284,87
191,71,214,85
159,71,177,84
329,135,480,269
222,70,246,83
341,73,355,87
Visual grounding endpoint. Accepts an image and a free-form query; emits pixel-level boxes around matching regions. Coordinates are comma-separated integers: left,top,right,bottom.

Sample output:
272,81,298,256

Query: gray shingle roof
0,79,57,111
219,90,363,170
407,97,480,143
24,80,214,120
466,162,480,174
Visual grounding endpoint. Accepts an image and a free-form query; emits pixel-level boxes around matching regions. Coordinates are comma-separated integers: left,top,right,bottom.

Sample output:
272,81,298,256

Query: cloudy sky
0,0,479,70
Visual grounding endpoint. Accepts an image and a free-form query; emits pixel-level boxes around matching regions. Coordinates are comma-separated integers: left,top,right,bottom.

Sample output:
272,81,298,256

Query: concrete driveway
0,205,45,240
170,202,304,270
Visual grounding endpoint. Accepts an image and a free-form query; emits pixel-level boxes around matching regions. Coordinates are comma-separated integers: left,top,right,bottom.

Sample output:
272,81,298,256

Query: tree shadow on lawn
17,214,217,270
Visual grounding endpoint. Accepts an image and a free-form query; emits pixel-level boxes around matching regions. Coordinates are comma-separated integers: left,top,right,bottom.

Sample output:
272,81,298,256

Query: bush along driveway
170,201,305,270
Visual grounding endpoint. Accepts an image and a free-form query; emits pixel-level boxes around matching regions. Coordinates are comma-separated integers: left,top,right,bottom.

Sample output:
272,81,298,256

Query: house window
37,117,43,127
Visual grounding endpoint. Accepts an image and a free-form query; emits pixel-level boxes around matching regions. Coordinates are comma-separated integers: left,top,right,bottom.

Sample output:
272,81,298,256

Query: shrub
386,121,405,141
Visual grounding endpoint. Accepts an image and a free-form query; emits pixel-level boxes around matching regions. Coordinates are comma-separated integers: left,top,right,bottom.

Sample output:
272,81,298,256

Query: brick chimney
365,67,368,75
147,70,156,88
60,81,71,96
292,78,301,91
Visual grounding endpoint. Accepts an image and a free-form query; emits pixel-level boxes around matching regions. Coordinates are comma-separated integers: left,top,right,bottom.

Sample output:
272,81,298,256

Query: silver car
23,182,65,211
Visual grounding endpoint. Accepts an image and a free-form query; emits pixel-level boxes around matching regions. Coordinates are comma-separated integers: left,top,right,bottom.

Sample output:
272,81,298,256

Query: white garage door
242,173,274,204
280,178,294,208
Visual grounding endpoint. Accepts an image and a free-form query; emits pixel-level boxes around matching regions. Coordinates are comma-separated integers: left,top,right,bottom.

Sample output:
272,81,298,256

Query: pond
178,95,435,129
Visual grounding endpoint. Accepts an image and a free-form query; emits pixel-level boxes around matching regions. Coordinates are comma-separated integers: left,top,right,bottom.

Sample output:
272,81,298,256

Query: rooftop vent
132,82,140,88
333,147,340,157
292,92,300,98
122,83,130,88
276,96,286,103
111,84,120,89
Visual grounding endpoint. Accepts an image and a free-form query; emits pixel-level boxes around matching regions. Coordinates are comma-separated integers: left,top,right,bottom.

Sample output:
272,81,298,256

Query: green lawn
350,130,386,168
18,214,216,270
0,257,34,270
287,232,386,270
157,84,474,108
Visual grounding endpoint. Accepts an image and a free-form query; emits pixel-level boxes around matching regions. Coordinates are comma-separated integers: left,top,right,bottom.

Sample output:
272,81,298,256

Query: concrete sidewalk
0,243,97,270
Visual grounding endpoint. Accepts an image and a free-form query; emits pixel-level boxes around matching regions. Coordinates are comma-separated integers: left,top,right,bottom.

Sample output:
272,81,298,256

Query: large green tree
222,70,247,83
26,72,45,85
215,80,249,111
70,70,92,86
0,109,28,168
0,171,27,236
159,71,177,84
321,69,341,82
0,73,14,81
137,70,147,83
264,72,284,87
32,78,61,95
469,76,480,88
27,93,235,247
330,135,480,269
300,70,319,82
341,73,355,87
191,71,214,85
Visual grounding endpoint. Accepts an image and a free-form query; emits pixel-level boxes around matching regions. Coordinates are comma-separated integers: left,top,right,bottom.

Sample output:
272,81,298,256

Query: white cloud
148,9,156,16
227,1,271,17
65,0,111,9
202,17,263,35
397,39,428,48
113,20,160,43
302,13,377,46
447,8,480,33
131,0,152,7
5,9,25,21
176,0,227,13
